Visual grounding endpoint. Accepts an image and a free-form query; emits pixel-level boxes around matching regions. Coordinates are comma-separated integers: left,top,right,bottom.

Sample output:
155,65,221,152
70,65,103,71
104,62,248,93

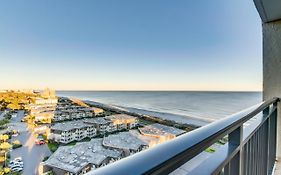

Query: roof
51,120,93,131
84,117,110,125
103,132,147,151
150,123,186,136
45,139,122,174
105,114,137,121
139,124,185,137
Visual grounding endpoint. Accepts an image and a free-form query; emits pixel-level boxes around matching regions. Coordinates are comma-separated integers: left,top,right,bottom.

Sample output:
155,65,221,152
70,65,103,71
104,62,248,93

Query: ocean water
57,91,262,122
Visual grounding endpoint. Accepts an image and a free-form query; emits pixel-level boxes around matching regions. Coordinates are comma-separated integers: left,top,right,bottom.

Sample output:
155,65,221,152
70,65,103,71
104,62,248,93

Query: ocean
57,91,262,124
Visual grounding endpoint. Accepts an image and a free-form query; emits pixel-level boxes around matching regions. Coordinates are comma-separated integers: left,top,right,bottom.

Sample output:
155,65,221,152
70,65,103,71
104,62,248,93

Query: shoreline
84,100,210,131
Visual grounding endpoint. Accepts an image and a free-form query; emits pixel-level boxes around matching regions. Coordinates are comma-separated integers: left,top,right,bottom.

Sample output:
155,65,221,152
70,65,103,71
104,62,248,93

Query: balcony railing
87,98,279,175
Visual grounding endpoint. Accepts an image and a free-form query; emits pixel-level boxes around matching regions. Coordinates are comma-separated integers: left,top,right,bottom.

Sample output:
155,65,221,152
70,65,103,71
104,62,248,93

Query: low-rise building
105,114,138,130
138,123,185,143
91,107,104,115
102,132,148,156
49,121,96,144
84,118,117,134
34,111,55,124
42,139,123,175
129,130,162,148
149,123,186,136
53,108,94,122
34,97,58,105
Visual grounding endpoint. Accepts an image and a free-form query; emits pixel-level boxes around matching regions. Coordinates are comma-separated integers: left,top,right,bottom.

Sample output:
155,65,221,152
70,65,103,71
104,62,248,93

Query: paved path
9,110,52,175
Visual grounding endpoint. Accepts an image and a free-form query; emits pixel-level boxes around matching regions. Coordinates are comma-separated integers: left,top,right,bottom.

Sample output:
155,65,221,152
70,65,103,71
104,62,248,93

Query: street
9,110,52,175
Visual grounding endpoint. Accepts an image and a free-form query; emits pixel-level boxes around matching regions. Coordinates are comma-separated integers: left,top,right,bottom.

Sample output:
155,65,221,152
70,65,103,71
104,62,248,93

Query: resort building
102,132,148,156
49,121,96,144
129,130,162,148
149,123,186,136
83,118,117,134
43,126,183,174
52,108,94,122
34,97,58,105
105,114,138,130
34,111,55,124
138,124,185,143
42,139,123,175
91,107,104,115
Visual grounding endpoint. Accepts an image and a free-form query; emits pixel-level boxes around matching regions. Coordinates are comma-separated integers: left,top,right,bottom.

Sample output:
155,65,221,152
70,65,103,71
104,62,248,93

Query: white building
84,118,117,134
49,121,96,144
105,114,138,130
42,139,123,175
102,132,148,156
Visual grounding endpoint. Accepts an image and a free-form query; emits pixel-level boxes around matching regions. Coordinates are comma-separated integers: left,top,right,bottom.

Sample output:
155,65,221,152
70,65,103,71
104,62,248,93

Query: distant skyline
0,0,262,91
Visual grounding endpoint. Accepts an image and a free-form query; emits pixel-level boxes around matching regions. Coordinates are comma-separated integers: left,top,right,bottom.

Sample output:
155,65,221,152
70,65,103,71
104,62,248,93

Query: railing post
269,102,278,172
225,126,243,175
263,106,270,174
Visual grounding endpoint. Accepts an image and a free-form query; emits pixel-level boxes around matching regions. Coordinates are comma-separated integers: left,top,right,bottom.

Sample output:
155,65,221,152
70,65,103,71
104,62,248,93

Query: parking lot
9,111,52,175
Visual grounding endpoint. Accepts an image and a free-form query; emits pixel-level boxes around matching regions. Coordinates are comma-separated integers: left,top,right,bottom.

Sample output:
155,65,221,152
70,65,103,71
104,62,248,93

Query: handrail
87,98,279,175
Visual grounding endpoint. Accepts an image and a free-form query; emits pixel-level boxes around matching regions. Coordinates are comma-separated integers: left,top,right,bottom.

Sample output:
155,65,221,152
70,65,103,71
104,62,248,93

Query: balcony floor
274,160,281,175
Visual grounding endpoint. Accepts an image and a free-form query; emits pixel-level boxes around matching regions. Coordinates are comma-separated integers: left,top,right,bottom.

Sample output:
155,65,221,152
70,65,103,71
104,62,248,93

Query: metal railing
87,98,279,175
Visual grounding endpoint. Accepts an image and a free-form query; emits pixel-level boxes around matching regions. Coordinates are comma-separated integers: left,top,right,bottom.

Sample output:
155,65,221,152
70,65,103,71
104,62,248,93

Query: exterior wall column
263,19,281,159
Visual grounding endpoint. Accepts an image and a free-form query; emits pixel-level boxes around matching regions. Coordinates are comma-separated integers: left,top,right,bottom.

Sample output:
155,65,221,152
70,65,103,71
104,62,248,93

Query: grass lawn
48,142,59,152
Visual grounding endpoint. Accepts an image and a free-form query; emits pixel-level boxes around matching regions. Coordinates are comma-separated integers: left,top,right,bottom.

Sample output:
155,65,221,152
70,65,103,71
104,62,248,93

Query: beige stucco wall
263,19,281,159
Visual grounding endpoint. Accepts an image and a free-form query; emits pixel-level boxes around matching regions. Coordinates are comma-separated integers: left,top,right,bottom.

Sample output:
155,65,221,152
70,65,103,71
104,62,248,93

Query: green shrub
12,144,22,149
47,143,59,152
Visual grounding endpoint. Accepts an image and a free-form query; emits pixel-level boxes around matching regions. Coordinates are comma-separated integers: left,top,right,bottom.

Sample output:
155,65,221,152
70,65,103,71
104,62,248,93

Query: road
9,110,52,175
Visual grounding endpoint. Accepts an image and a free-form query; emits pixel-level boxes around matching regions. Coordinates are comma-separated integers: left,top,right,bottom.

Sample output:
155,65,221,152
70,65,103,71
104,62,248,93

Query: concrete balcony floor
274,160,281,175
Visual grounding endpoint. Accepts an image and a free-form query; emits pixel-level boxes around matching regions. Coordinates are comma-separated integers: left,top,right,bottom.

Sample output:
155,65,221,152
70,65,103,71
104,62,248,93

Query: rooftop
84,117,110,125
150,123,186,136
105,114,137,121
51,120,93,131
45,139,122,174
139,124,185,137
103,132,147,151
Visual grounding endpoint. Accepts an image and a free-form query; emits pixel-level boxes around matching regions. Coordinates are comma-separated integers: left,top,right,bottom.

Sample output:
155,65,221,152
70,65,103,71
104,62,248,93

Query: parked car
9,162,24,169
36,140,46,145
9,160,24,171
12,130,19,137
13,157,22,162
9,161,23,166
11,166,23,172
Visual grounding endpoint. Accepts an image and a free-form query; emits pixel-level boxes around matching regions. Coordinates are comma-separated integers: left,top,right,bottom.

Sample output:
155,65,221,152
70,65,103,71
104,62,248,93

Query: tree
3,167,10,174
0,142,12,150
0,156,5,162
0,135,9,143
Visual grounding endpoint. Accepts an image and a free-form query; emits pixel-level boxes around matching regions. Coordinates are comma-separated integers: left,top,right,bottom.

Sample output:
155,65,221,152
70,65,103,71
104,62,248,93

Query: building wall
263,19,281,159
49,127,96,144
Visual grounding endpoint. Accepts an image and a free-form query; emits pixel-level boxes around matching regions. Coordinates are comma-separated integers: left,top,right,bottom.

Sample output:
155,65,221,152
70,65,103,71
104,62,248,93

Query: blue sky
0,0,262,91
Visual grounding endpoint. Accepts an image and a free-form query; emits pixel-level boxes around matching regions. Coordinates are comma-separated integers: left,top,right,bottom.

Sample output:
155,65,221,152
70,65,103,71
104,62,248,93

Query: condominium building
41,139,123,175
34,97,58,105
84,118,117,134
91,107,104,115
105,114,138,130
102,132,148,156
53,108,94,122
43,126,183,175
49,121,96,144
138,123,186,143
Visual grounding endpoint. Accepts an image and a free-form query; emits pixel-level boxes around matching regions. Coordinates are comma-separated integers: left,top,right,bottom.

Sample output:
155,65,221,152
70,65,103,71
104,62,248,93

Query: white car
10,161,23,166
14,157,22,162
11,166,23,172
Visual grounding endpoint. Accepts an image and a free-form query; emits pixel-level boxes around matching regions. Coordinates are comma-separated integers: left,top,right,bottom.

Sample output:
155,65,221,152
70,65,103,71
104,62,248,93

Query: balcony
85,98,279,175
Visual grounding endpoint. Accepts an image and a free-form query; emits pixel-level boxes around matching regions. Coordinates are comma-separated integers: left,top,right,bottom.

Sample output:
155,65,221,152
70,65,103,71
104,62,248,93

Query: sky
0,0,262,91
